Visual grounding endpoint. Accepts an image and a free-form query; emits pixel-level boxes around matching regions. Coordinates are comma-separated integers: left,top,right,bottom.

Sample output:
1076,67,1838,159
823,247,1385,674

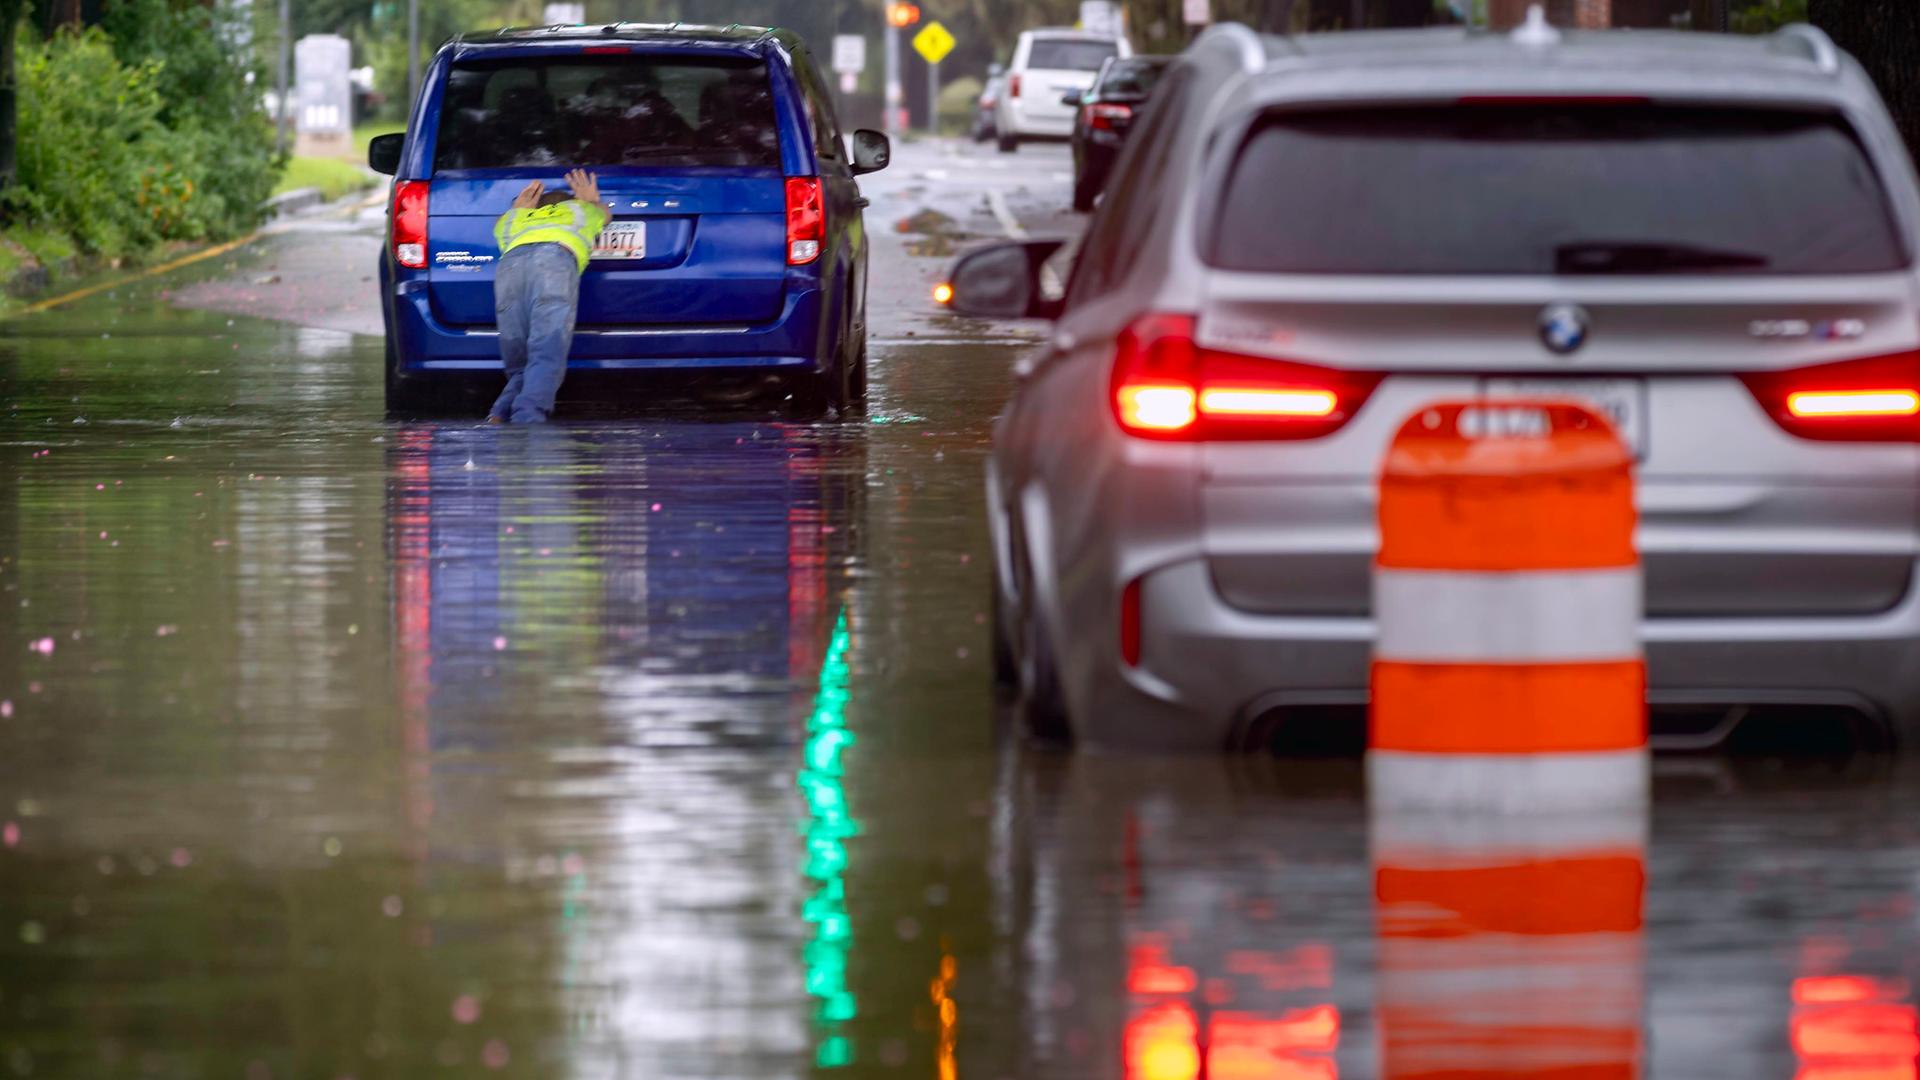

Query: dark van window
434,56,780,170
1026,39,1118,72
1211,105,1907,275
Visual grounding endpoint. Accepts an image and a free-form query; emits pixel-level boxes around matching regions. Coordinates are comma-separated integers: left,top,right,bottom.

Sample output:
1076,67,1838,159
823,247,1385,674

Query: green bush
101,0,278,240
938,76,983,136
8,0,274,262
12,29,170,258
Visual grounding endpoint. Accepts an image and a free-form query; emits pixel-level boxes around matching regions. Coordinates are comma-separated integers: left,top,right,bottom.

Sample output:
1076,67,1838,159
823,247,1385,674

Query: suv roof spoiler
1768,23,1840,76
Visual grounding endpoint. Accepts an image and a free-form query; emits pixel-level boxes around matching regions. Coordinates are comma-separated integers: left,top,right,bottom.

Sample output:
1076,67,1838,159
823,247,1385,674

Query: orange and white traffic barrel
1373,811,1648,1080
1371,400,1647,812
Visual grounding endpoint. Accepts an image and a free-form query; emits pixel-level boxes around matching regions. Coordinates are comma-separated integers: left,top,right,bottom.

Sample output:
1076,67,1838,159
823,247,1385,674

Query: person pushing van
487,168,609,424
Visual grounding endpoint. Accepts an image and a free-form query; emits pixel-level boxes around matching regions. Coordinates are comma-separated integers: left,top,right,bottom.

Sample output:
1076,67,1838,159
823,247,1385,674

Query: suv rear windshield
1211,105,1907,275
434,55,779,170
1026,39,1119,72
1098,59,1164,98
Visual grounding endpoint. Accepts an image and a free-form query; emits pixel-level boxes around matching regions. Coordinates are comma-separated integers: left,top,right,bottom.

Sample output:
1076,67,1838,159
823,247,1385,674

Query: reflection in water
381,421,866,1076
803,610,859,1066
1373,812,1646,1080
1793,973,1920,1080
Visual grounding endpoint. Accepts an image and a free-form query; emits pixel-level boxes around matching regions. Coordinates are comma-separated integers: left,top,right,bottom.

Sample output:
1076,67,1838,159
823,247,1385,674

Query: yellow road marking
13,233,261,317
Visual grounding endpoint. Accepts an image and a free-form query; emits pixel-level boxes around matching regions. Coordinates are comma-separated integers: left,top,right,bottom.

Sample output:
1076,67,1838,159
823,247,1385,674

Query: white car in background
995,28,1132,152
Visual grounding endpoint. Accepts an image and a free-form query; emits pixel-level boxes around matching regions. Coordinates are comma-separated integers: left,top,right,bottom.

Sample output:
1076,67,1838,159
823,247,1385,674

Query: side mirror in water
1061,90,1084,107
368,133,404,176
938,239,1069,321
850,129,890,175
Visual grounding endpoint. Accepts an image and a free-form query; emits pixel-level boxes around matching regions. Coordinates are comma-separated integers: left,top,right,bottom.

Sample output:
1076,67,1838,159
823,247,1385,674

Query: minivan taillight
1741,351,1920,442
1110,314,1380,440
392,180,429,269
786,177,823,265
1009,73,1022,99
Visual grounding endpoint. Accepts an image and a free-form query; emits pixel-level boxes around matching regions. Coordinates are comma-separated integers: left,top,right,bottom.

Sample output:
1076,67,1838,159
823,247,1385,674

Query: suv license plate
592,221,646,261
1479,377,1648,459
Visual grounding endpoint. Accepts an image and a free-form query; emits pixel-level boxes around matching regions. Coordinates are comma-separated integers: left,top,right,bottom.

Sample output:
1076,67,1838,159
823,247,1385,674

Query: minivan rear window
1210,105,1907,275
434,55,780,170
1026,39,1119,72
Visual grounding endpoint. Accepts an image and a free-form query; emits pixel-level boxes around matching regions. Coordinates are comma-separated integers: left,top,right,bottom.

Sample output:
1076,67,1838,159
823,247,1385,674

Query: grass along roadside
274,156,379,201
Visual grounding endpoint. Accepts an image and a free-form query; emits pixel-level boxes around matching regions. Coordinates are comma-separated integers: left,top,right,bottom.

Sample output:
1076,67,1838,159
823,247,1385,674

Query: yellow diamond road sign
913,21,955,66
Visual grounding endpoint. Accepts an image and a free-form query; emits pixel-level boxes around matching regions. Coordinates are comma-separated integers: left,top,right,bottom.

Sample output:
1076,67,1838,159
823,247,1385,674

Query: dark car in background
1066,55,1169,211
367,23,891,419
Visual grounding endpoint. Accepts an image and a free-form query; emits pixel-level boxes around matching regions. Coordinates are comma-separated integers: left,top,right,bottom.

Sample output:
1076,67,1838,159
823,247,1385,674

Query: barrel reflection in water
1373,812,1647,1080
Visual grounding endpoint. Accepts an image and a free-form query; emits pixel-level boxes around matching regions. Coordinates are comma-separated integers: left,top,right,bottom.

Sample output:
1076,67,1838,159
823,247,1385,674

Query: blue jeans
490,243,580,424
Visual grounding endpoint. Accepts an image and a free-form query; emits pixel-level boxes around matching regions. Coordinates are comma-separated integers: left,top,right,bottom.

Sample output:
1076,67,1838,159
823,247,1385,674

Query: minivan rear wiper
1554,240,1770,274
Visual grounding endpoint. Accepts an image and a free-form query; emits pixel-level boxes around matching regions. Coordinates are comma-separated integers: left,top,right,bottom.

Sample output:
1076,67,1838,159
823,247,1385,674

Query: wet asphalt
2,138,1919,1079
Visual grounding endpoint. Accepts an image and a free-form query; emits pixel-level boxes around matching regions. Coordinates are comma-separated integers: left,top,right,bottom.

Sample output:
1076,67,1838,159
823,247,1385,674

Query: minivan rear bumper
1124,557,1920,749
386,278,826,372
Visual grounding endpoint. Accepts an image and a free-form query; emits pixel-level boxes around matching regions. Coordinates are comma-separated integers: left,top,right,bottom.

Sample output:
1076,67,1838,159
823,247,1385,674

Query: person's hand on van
512,180,544,209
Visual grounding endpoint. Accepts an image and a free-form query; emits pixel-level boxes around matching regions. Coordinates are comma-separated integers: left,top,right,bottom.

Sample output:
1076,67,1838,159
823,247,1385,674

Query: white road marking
987,188,1028,240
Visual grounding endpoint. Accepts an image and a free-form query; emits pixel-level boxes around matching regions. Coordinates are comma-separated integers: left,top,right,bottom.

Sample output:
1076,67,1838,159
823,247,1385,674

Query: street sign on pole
911,20,955,65
832,34,867,75
1079,0,1120,35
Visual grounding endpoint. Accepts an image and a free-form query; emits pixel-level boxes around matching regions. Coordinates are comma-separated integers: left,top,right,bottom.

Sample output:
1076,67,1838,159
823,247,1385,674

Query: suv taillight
1110,314,1381,441
1009,73,1022,99
786,177,823,265
392,180,429,269
1741,350,1920,442
1089,102,1133,130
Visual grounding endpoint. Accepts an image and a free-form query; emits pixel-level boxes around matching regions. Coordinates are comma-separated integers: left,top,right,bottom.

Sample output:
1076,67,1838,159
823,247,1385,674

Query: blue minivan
368,23,890,417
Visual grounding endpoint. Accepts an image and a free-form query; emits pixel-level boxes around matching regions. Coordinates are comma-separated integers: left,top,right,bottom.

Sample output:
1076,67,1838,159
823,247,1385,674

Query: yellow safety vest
493,200,610,272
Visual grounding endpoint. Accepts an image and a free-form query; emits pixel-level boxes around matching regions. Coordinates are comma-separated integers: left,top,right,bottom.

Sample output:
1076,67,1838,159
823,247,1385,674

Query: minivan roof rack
1769,23,1840,75
1192,22,1277,73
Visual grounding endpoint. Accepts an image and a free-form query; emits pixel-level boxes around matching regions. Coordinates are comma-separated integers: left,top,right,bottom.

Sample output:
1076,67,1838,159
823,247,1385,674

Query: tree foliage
1809,0,1920,161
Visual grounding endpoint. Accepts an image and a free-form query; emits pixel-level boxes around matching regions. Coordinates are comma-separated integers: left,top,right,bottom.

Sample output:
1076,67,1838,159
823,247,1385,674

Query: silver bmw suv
949,15,1920,751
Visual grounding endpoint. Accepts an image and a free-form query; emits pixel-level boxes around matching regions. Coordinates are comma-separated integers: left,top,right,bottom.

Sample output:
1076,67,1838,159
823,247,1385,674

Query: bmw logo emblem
1539,304,1590,356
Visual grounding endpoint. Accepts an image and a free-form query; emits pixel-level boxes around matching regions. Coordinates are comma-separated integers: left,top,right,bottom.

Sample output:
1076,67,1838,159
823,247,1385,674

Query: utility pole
926,59,938,134
276,0,290,154
883,20,901,135
407,0,421,111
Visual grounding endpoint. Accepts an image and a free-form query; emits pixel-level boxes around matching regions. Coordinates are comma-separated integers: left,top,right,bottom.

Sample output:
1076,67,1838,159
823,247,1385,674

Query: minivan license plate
1479,377,1648,458
592,221,646,261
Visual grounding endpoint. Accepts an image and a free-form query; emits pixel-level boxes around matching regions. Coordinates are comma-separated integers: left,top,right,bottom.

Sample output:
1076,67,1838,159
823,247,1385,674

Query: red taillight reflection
1127,1002,1201,1080
1791,974,1920,1079
785,177,824,265
1110,314,1379,440
1743,351,1920,442
392,180,429,269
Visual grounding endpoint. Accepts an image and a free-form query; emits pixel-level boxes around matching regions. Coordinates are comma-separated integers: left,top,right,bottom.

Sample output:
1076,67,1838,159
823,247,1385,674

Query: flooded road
3,140,1919,1079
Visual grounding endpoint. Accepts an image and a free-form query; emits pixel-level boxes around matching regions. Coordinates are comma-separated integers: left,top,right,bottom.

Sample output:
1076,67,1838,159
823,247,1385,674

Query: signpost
884,4,921,135
1079,0,1120,35
911,21,955,135
832,34,867,97
294,34,352,156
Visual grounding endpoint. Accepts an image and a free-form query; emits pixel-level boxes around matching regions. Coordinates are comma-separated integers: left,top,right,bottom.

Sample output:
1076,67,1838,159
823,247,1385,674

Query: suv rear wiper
1554,241,1770,274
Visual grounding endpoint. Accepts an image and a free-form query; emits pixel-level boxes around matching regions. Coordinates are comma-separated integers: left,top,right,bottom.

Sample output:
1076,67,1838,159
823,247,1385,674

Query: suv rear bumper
1113,557,1920,750
385,279,826,373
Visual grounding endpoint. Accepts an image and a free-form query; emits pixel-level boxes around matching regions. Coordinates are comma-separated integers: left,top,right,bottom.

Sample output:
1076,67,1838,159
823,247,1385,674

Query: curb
265,187,328,219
